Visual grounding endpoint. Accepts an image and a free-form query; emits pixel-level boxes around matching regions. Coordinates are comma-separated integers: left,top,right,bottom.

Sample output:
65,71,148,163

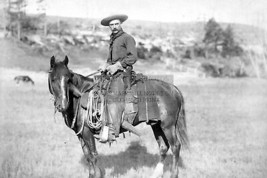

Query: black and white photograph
0,0,267,177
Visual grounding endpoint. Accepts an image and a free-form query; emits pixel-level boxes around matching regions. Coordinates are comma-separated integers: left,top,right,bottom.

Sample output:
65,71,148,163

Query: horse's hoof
95,166,104,178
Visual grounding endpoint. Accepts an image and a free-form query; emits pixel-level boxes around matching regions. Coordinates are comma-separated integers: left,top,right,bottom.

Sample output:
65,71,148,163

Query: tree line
5,0,46,39
203,18,243,58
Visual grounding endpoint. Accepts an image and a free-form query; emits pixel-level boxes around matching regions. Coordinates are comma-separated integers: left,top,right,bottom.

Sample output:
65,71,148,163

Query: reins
86,71,100,78
70,99,80,129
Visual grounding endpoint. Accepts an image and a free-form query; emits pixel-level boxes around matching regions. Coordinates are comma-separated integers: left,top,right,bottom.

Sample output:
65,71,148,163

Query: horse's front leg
79,127,103,178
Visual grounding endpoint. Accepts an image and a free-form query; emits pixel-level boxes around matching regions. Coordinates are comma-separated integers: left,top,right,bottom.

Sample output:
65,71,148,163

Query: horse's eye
67,77,71,83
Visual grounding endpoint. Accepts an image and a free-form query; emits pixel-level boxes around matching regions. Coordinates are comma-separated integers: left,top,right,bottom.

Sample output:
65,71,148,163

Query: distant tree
183,48,192,59
150,45,162,53
7,0,27,39
149,45,162,60
221,25,243,57
35,0,47,35
6,0,47,38
47,20,71,35
193,43,206,58
203,18,224,55
137,42,147,59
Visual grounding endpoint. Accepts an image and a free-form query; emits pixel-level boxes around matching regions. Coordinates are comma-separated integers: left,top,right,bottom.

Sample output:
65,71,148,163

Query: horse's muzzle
54,98,69,112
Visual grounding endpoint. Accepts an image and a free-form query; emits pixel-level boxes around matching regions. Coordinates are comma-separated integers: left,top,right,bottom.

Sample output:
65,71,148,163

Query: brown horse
48,56,189,178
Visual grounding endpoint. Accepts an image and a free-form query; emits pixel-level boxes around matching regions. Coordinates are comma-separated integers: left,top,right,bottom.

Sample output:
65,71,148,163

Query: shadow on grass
80,141,184,176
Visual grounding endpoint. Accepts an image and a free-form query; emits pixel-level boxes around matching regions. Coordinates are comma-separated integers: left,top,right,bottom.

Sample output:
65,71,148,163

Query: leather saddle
80,72,160,124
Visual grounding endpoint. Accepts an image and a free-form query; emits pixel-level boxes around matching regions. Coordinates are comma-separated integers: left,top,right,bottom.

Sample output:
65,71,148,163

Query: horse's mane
147,78,172,86
71,71,94,91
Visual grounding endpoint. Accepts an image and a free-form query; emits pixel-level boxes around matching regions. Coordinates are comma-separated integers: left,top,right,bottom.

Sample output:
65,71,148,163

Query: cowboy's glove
106,62,123,75
98,63,109,72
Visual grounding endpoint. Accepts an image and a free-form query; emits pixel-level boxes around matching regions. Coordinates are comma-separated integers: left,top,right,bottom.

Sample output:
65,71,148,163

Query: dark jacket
107,31,137,68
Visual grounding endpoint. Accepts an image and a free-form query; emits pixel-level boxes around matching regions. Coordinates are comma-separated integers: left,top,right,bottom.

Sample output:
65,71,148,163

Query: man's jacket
107,30,137,68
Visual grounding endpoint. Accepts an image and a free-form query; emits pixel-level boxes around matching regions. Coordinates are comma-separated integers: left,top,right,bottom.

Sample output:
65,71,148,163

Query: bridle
48,69,77,108
48,70,101,135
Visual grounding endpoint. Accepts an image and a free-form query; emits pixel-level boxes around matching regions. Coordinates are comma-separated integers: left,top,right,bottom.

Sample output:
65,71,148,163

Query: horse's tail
175,87,190,149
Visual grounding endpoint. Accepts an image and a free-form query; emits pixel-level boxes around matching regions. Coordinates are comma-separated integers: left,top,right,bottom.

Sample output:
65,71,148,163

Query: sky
26,0,267,29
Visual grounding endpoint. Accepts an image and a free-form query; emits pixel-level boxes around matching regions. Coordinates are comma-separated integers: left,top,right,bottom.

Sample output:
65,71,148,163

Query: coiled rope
86,90,104,130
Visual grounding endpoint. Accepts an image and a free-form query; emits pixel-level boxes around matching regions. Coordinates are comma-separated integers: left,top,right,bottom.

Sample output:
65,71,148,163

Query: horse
48,56,189,178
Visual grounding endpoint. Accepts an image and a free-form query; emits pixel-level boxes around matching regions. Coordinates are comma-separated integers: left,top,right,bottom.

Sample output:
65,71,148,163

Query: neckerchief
109,30,124,60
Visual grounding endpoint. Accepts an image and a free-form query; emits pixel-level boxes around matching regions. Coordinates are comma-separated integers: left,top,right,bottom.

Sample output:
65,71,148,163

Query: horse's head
48,56,82,112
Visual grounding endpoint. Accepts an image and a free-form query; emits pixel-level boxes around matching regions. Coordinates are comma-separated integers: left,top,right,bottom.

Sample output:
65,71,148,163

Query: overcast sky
26,0,267,29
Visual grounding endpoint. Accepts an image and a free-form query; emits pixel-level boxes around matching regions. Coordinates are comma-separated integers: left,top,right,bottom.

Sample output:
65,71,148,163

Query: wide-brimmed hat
101,14,128,26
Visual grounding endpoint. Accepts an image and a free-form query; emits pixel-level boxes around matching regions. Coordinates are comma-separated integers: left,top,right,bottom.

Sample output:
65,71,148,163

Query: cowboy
99,14,138,133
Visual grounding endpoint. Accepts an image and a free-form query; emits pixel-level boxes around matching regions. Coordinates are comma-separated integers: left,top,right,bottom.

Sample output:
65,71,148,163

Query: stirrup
94,126,116,143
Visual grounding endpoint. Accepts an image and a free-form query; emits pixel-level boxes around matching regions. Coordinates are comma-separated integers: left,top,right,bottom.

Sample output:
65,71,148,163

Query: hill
46,15,266,45
1,15,267,78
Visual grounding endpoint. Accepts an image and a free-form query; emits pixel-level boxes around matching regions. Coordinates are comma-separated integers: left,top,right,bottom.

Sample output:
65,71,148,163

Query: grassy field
0,67,267,178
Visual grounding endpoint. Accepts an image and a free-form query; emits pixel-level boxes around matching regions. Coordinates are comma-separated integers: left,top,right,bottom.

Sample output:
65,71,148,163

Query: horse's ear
50,56,55,69
64,56,69,66
48,75,53,94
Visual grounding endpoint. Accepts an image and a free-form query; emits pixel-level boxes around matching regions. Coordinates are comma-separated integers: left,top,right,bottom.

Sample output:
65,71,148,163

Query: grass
0,68,267,177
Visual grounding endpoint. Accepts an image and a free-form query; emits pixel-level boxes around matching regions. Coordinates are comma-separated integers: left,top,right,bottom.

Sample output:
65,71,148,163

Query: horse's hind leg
150,123,169,178
161,124,181,178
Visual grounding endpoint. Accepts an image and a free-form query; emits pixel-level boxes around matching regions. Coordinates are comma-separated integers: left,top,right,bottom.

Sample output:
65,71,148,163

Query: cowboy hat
101,14,128,26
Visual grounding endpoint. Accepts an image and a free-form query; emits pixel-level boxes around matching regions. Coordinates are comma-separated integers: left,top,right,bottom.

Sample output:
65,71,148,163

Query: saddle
80,72,160,127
